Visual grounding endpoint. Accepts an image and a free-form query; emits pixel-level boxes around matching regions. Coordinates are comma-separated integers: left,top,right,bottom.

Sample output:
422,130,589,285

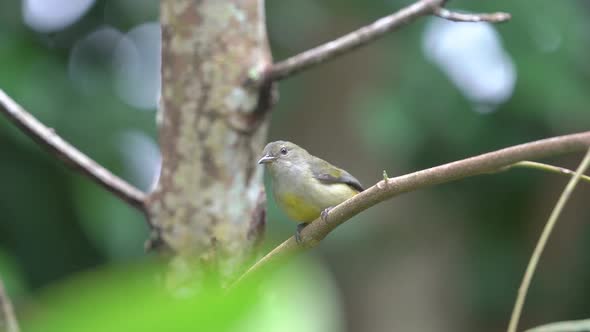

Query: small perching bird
258,141,364,243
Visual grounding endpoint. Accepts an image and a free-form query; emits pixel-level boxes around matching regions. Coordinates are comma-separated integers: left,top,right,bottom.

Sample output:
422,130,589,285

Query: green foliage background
0,0,589,331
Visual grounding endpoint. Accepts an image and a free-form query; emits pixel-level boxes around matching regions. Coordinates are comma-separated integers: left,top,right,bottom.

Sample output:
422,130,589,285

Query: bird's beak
258,154,277,164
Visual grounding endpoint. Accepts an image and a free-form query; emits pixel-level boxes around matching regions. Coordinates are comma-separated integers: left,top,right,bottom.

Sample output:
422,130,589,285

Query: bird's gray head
258,141,309,169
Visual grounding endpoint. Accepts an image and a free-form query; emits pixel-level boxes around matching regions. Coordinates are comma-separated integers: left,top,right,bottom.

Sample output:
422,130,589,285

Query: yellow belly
277,193,322,222
274,182,359,223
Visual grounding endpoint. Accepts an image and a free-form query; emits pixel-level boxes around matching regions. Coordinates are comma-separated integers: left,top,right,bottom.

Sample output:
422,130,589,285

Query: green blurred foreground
22,257,342,332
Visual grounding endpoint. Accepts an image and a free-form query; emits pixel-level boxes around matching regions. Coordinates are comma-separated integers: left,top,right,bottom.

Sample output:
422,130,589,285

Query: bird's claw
295,222,308,244
321,207,333,222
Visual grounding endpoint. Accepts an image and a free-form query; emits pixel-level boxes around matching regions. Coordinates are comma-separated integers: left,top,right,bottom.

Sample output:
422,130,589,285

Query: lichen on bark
149,0,273,282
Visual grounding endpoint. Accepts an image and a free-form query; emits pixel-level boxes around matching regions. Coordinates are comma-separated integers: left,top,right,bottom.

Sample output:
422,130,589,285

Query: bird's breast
272,171,358,222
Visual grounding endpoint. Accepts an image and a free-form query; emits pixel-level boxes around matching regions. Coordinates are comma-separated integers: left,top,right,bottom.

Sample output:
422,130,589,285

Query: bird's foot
321,207,333,222
295,222,309,244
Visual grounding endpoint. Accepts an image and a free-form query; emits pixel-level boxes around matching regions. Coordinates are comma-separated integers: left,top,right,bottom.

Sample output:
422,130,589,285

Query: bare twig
233,132,590,286
526,318,590,332
505,161,590,185
0,89,147,213
0,277,19,332
506,147,590,332
434,7,511,23
267,0,510,81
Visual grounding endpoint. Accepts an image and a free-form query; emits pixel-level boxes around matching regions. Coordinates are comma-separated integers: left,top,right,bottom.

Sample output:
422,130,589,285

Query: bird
258,141,364,243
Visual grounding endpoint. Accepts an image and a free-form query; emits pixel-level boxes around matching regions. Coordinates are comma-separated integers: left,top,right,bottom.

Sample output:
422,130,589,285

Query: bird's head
258,141,309,169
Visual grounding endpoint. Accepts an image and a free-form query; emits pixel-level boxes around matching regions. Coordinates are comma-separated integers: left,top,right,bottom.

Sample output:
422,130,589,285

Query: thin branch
232,131,590,286
526,318,590,332
0,277,19,332
505,161,590,185
0,89,147,213
506,148,590,332
434,7,511,23
267,0,510,82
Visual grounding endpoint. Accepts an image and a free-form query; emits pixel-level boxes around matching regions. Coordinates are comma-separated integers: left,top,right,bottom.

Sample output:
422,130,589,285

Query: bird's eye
280,147,288,155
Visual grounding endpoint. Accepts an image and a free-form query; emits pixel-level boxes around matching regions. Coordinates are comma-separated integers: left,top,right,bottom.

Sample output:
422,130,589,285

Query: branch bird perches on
233,132,590,287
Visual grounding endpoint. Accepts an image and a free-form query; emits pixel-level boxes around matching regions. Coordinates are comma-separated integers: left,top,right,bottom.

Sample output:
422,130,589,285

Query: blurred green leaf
23,257,343,332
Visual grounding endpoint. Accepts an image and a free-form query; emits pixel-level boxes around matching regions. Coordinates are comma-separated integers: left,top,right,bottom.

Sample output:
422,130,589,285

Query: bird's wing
310,158,364,192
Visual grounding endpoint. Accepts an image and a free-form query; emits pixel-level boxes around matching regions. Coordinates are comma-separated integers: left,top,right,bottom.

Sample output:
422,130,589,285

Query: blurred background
1,0,589,331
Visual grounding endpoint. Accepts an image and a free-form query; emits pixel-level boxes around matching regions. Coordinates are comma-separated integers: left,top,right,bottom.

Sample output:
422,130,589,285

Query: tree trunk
148,0,273,284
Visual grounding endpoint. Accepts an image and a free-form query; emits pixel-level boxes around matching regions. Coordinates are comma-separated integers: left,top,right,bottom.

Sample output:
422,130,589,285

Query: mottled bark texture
148,0,272,281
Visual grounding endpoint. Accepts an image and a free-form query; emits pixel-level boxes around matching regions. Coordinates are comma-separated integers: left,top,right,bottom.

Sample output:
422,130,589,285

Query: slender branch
433,7,511,23
526,319,590,332
505,161,590,185
0,89,147,213
506,148,590,332
0,277,19,332
233,131,590,286
267,0,510,82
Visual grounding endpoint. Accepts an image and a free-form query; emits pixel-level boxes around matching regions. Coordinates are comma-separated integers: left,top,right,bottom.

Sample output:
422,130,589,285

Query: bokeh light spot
423,19,516,113
23,0,95,33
